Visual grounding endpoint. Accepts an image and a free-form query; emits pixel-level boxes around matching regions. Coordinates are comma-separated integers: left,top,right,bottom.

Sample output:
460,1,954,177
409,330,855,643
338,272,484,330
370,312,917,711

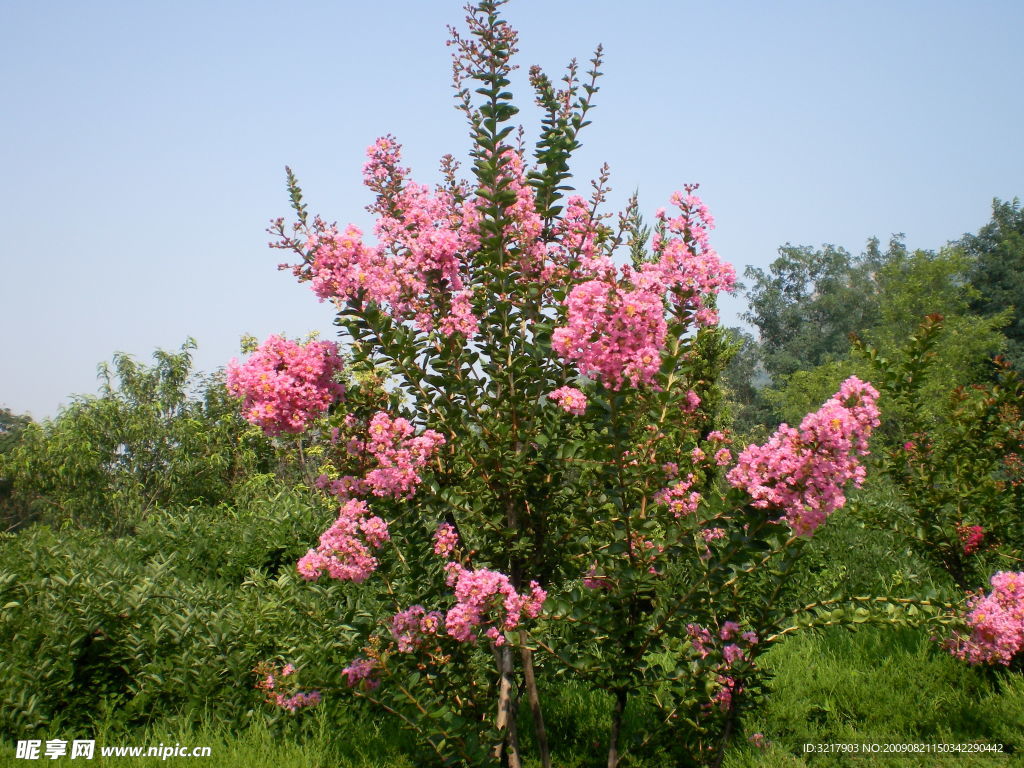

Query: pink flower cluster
653,188,735,327
546,195,609,277
682,389,701,414
254,662,321,712
948,571,1024,665
443,564,547,645
686,621,760,712
226,335,344,436
342,656,380,690
552,277,667,390
552,191,735,390
582,562,611,590
433,522,459,557
488,150,546,277
548,386,588,415
363,412,446,499
957,524,985,555
726,376,881,537
654,473,702,518
391,605,445,652
297,499,390,583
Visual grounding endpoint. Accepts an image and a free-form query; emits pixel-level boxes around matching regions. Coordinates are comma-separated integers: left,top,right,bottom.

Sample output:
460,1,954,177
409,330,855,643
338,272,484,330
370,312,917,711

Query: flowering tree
230,2,953,765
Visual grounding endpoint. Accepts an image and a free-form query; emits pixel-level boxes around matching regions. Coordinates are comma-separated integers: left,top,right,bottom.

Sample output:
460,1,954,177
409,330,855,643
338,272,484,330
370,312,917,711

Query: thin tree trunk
519,638,551,768
607,688,627,768
493,644,522,768
711,695,738,768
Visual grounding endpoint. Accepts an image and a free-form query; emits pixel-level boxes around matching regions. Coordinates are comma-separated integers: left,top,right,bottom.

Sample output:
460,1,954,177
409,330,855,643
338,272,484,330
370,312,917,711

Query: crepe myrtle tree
228,2,953,765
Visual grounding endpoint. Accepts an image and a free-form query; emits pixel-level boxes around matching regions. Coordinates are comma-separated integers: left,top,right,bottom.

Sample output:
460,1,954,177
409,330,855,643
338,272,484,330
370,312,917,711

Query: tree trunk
607,688,627,768
493,644,521,768
519,638,551,768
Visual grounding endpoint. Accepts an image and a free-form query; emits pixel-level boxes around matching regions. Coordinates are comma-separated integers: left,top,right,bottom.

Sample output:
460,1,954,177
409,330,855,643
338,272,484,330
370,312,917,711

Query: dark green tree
960,197,1024,366
742,238,899,381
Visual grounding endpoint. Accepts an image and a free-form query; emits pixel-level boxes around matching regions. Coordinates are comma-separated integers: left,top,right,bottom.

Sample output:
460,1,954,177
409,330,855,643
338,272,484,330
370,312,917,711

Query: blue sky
2,0,1021,419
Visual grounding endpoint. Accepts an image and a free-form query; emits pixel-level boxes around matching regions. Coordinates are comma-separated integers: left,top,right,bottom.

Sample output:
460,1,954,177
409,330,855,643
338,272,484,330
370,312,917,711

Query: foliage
726,626,1024,768
741,238,897,382
0,408,31,456
855,316,1024,590
961,197,1024,366
718,327,773,439
0,341,275,532
762,244,1010,436
0,487,354,738
0,408,33,531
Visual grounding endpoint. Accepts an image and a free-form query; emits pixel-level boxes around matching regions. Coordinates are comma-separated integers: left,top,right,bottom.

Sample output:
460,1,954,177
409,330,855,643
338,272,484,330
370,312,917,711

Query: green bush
0,489,369,738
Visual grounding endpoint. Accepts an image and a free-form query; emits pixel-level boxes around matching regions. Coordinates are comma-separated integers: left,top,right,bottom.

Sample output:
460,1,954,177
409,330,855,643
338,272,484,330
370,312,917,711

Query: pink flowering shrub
226,335,344,436
237,4,952,766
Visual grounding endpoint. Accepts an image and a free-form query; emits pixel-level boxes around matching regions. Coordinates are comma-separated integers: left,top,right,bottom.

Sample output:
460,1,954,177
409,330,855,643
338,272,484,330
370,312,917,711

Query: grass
4,626,1021,767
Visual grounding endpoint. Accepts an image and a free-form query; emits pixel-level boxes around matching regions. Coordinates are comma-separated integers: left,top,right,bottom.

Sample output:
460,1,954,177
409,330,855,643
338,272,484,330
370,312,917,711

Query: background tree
960,197,1024,366
741,239,894,382
0,340,275,532
0,407,33,531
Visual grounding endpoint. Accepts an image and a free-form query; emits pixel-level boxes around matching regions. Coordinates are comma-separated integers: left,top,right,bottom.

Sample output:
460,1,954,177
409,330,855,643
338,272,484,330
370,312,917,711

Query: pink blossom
726,377,880,537
655,473,701,518
363,412,446,499
548,386,588,415
957,524,985,555
392,605,445,652
947,571,1024,665
443,565,546,643
297,499,389,583
433,522,459,558
682,389,701,413
552,278,666,390
342,657,380,690
255,662,321,712
719,621,741,641
722,644,745,664
702,527,726,542
227,336,344,436
551,191,735,389
295,136,481,338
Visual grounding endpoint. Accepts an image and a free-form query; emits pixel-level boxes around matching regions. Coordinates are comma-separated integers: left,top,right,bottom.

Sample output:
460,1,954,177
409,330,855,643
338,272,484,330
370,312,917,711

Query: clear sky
2,0,1021,419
